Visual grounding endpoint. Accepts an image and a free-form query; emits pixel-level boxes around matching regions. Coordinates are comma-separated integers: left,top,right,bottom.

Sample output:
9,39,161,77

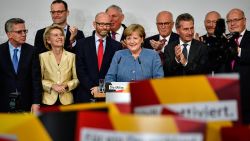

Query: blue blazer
0,42,42,112
75,36,122,102
105,48,164,82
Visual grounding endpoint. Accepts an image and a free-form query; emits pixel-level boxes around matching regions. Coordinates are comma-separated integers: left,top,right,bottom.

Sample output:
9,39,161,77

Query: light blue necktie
13,48,19,73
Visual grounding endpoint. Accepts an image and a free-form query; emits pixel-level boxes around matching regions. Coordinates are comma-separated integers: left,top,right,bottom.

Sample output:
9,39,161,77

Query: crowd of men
0,0,249,124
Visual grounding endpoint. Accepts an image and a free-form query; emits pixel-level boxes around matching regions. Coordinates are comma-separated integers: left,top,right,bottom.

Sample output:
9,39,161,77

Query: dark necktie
231,36,241,70
13,48,19,73
182,44,188,59
111,32,116,40
158,39,167,64
98,39,104,71
160,38,167,45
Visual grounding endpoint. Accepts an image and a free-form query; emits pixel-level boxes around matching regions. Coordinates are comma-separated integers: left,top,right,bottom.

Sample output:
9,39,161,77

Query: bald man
200,11,225,73
75,12,122,103
226,8,250,124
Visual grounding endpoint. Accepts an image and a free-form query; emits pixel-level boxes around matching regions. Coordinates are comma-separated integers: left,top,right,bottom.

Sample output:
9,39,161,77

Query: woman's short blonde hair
43,25,65,50
123,24,146,39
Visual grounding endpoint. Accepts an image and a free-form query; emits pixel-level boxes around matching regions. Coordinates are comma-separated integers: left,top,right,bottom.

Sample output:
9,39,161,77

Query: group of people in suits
0,0,249,125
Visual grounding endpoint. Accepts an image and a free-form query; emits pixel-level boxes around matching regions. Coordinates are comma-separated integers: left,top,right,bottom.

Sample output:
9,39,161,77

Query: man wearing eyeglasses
226,8,250,125
144,11,179,64
34,0,84,54
0,18,42,113
75,12,122,103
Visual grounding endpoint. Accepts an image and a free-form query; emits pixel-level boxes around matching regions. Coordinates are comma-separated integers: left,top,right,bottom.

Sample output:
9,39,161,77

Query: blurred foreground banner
0,114,51,141
130,74,241,141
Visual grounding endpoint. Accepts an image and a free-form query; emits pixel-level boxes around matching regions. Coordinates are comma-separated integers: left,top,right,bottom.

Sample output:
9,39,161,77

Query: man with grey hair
106,4,126,42
164,13,208,76
200,11,223,73
226,8,250,124
144,11,179,64
202,11,221,38
0,18,42,113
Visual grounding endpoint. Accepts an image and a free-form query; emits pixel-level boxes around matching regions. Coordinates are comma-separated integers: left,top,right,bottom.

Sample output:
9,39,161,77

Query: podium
93,82,130,103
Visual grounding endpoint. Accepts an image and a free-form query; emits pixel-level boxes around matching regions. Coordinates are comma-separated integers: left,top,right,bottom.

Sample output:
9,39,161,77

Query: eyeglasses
11,29,28,34
226,17,245,24
157,22,172,26
50,10,66,15
96,22,111,27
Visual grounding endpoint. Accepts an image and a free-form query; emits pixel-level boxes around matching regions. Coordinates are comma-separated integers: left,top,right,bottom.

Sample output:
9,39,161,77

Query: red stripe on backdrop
206,77,240,100
130,80,160,110
206,77,242,124
173,116,207,133
75,111,114,141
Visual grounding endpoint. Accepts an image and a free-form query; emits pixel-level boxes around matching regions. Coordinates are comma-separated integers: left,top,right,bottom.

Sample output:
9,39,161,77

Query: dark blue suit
75,36,122,102
0,42,42,112
34,25,85,54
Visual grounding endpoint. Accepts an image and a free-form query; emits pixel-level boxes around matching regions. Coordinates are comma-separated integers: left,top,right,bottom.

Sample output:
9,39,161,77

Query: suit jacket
75,36,122,102
34,25,85,54
39,50,79,105
0,42,42,112
144,32,179,50
163,39,208,76
237,30,250,124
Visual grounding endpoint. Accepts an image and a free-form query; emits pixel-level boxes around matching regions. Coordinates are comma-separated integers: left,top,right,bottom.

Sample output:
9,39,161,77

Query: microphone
118,56,122,64
226,32,240,40
138,57,146,79
138,57,141,64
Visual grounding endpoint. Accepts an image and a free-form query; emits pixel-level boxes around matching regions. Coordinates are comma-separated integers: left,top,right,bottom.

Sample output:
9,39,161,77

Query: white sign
134,100,238,121
0,134,17,141
108,82,129,92
81,128,203,141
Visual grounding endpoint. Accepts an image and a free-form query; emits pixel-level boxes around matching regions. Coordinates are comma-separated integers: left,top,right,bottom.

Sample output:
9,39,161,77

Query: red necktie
98,39,104,70
231,37,240,70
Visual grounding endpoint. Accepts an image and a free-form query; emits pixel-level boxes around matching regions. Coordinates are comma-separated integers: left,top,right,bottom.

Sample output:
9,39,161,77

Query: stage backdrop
0,0,249,45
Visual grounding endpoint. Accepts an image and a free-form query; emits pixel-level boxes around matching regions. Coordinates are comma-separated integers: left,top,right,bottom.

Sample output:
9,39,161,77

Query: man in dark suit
226,8,250,124
144,11,179,64
34,0,84,54
75,12,122,103
0,18,42,113
164,13,208,76
106,5,127,42
200,11,223,74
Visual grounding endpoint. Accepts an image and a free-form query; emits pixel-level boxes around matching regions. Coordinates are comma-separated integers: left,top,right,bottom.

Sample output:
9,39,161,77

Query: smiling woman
39,25,79,106
105,24,164,82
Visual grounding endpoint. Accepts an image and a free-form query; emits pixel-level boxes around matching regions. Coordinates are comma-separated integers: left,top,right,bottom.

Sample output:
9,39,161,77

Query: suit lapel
90,36,99,72
3,43,17,75
188,40,198,62
240,30,250,49
58,50,68,69
65,25,70,47
48,51,60,69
